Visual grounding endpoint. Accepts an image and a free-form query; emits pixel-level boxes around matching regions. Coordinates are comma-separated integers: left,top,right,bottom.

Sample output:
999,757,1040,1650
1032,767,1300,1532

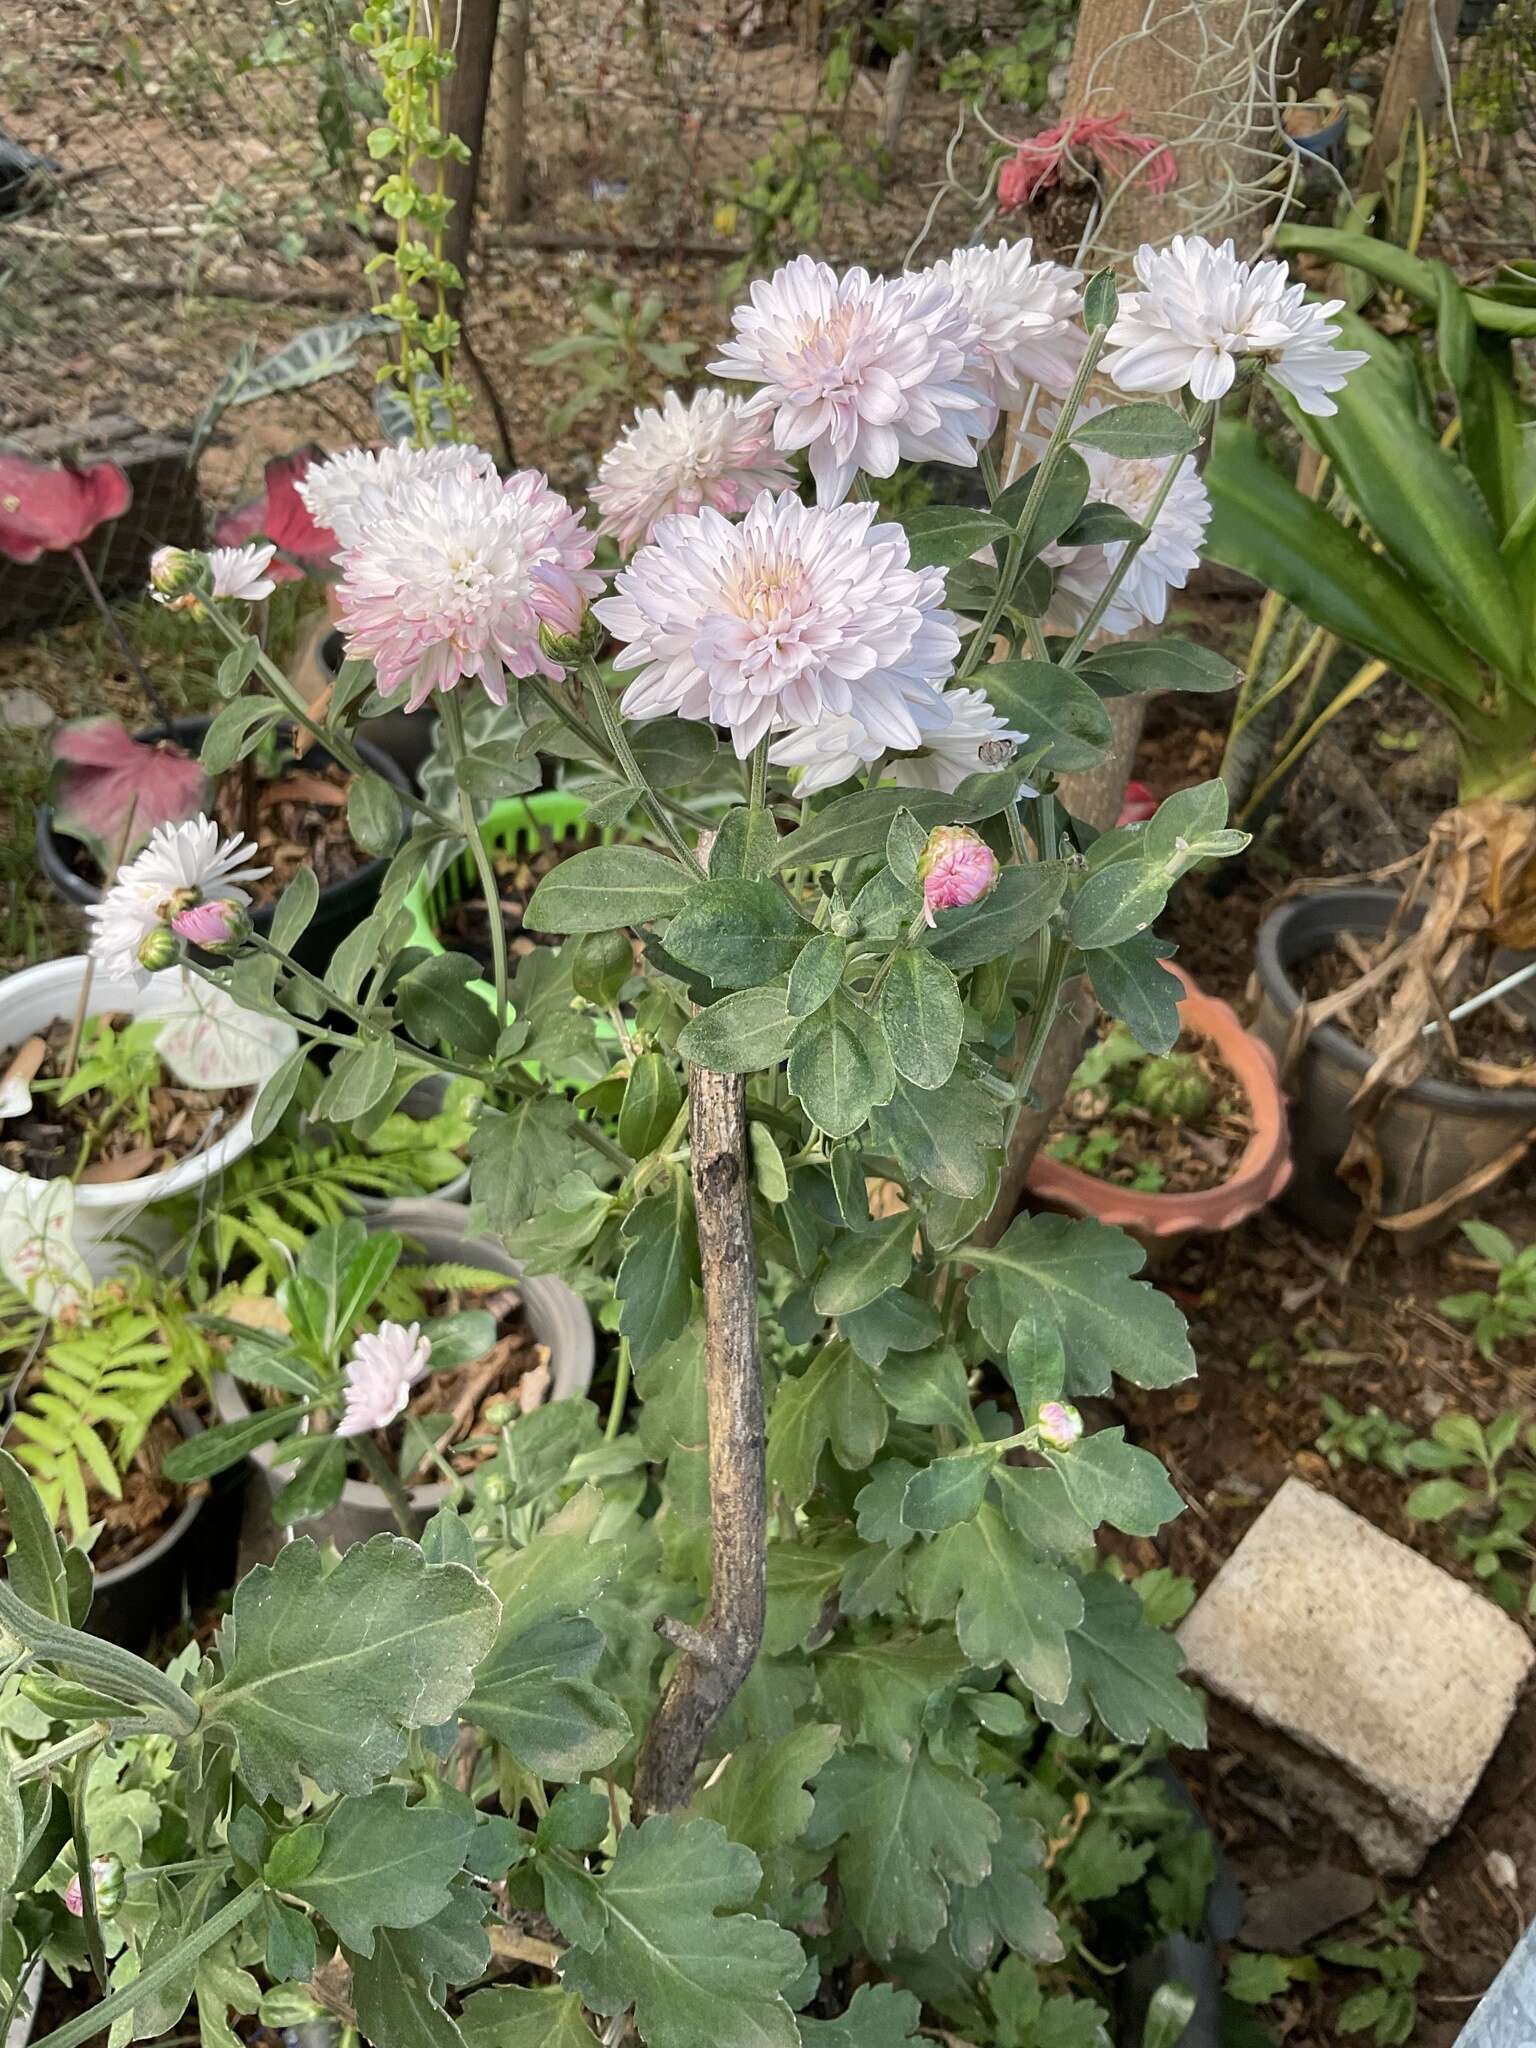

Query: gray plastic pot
214,1200,593,1550
1253,889,1536,1249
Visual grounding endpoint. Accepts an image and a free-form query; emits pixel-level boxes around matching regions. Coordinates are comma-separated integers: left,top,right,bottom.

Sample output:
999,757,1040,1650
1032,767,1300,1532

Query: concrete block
1178,1478,1534,1875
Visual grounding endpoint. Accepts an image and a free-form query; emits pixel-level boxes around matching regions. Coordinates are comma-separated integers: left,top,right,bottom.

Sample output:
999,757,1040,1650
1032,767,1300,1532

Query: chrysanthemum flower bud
1033,1400,1083,1451
536,608,605,669
917,825,999,927
135,925,180,973
149,545,199,596
170,897,250,953
65,1855,124,1917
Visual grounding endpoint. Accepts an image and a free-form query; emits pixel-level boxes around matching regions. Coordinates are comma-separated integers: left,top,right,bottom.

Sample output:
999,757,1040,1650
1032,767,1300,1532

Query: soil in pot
1043,1017,1255,1196
0,1409,192,1576
0,1015,251,1184
438,828,600,976
390,1276,550,1485
1296,940,1535,1078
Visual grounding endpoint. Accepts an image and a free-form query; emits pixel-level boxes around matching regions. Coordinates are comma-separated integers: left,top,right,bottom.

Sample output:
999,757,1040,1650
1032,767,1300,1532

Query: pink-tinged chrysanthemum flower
336,1320,432,1438
1102,235,1368,414
917,824,999,926
87,817,269,984
593,389,795,553
597,490,960,757
170,897,248,950
1034,1399,1083,1451
710,255,995,506
1020,398,1210,637
889,684,1028,794
297,443,499,553
332,465,603,712
768,713,886,795
919,240,1086,404
208,542,277,603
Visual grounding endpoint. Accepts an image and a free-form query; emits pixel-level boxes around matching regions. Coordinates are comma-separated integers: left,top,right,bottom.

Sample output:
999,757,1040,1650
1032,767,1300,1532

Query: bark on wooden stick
631,1063,767,1816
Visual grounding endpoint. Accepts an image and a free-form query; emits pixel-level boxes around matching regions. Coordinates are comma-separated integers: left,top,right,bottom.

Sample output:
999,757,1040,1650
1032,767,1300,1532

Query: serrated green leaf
550,1815,805,2048
797,1985,923,2046
908,1505,1082,1702
1042,1428,1184,1537
203,1535,500,1803
969,1214,1195,1393
460,1987,597,2048
397,953,500,1058
289,1786,474,1955
840,1287,941,1366
1039,1572,1206,1748
767,1348,888,1508
463,1610,630,1779
691,1721,841,1858
804,1747,999,1960
815,1630,969,1761
469,1097,586,1235
902,1452,990,1531
948,1779,1062,1970
814,1212,915,1316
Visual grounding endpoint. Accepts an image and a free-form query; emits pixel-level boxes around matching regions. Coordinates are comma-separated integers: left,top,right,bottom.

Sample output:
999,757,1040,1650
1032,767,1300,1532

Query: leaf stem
68,1762,109,1994
352,1431,423,1539
604,1339,632,1441
438,692,509,1028
70,546,176,730
577,659,707,878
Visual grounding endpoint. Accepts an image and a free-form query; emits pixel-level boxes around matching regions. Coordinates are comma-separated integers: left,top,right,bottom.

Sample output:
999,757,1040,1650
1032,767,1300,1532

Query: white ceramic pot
0,957,297,1256
215,1199,595,1550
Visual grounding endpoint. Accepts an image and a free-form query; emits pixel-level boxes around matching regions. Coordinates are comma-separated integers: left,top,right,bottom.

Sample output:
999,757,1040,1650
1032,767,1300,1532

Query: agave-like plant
1206,235,1536,808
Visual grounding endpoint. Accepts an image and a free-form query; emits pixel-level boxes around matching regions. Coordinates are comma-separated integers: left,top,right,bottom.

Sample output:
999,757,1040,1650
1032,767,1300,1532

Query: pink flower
332,463,602,712
297,444,500,551
214,448,340,581
170,897,248,950
917,825,999,926
917,240,1085,404
1034,1400,1083,1451
1117,779,1158,826
0,457,131,563
710,255,994,505
336,1321,433,1437
208,543,278,602
593,389,795,552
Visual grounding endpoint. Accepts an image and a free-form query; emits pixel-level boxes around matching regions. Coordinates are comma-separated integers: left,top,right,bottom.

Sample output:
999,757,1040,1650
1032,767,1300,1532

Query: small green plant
527,286,696,442
1438,1220,1536,1361
33,1015,164,1172
1315,1397,1414,1477
715,119,881,295
1226,1900,1423,2046
1402,1410,1536,1615
5,1279,209,1540
937,4,1074,110
1044,1022,1222,1193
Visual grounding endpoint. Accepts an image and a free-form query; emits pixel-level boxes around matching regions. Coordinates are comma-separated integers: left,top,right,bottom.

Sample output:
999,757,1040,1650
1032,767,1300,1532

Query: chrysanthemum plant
4,237,1365,2048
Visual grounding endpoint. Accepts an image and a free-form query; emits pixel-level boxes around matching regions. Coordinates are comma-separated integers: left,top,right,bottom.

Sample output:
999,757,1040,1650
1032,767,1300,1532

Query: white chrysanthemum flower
596,490,961,758
710,255,995,506
592,389,795,553
297,443,499,552
86,817,269,984
208,543,278,602
332,464,603,712
1019,398,1211,638
1102,234,1369,414
888,684,1029,793
769,714,890,795
336,1320,432,1439
920,239,1086,405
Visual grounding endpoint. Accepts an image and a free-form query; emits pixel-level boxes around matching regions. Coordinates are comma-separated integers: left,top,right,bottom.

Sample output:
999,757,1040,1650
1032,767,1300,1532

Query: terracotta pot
1026,965,1292,1243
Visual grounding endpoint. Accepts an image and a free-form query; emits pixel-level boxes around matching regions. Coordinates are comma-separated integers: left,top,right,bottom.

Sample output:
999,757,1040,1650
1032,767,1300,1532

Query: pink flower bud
1034,1400,1083,1452
917,826,999,927
170,897,249,952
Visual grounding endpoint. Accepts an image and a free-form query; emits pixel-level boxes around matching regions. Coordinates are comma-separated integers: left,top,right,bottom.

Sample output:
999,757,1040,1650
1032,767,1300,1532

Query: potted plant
177,1207,594,1550
1253,883,1536,1247
0,1262,241,1647
1029,965,1291,1246
0,962,297,1260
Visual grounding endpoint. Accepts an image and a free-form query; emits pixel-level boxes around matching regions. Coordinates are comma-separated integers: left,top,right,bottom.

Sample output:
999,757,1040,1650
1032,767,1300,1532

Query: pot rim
0,956,288,1211
1255,886,1536,1114
213,1200,596,1516
1026,964,1293,1236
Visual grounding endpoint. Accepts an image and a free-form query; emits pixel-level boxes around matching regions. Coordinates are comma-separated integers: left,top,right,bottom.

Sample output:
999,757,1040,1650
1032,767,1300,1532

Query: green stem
352,1431,423,1538
748,735,770,811
521,674,716,832
955,327,1108,685
578,659,707,877
28,1884,263,2048
69,1763,109,1995
439,692,509,1028
605,1339,632,1441
71,546,175,730
13,1724,108,1783
864,909,930,1006
233,945,491,1087
1059,400,1215,665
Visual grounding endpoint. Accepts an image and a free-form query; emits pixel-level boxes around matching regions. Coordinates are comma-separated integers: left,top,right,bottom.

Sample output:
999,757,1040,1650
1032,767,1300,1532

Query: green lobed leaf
463,1609,631,1780
396,953,500,1058
1039,1572,1206,1749
814,1211,916,1317
460,1987,598,2048
969,1213,1195,1394
815,1629,969,1760
288,1786,475,1956
901,1453,991,1532
525,847,693,933
469,1098,587,1236
203,1534,500,1804
797,1985,923,2047
909,1504,1083,1703
549,1815,806,2048
691,1720,841,1861
767,1348,888,1508
1042,1428,1184,1537
948,1779,1063,1970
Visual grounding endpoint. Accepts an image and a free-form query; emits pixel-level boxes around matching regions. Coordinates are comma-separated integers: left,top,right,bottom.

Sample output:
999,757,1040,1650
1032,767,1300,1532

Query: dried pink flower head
917,825,999,927
65,1857,123,1918
1034,1400,1083,1451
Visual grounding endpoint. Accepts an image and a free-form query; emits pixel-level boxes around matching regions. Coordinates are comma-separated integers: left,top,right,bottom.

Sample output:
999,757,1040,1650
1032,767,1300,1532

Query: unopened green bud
479,1472,510,1505
136,925,180,973
536,609,605,669
483,1400,517,1430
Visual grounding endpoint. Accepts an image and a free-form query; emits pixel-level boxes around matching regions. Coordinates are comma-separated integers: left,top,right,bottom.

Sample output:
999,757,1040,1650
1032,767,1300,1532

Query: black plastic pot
319,627,438,785
85,1407,244,1649
1253,888,1536,1250
36,716,409,974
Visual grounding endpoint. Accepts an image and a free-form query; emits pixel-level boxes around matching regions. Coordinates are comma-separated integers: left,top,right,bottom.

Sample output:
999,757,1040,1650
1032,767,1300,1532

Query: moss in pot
175,1206,594,1549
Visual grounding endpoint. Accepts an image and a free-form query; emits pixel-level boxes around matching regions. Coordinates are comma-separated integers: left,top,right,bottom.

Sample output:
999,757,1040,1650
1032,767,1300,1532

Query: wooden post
1360,0,1461,197
631,1063,767,1816
487,0,533,225
438,0,501,302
